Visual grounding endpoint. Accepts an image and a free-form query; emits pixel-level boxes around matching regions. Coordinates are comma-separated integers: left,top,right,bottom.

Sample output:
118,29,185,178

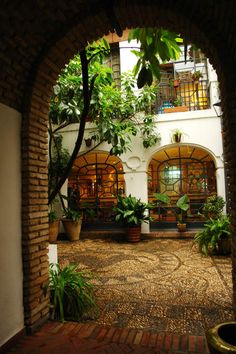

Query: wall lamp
213,101,222,117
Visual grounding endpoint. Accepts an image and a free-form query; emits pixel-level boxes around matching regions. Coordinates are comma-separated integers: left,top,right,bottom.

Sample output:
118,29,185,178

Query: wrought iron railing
156,79,210,114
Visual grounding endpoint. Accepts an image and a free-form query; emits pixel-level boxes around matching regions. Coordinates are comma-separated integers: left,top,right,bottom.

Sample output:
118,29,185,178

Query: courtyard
58,237,233,336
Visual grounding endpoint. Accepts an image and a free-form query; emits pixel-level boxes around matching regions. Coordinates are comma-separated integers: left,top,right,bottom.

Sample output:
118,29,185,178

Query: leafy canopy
48,28,183,203
128,28,183,88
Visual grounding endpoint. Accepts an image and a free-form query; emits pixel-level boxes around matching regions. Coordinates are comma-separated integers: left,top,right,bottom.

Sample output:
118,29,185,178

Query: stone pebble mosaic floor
58,237,234,336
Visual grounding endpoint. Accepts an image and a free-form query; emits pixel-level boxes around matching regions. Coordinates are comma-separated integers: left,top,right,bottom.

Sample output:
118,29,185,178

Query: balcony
156,58,210,114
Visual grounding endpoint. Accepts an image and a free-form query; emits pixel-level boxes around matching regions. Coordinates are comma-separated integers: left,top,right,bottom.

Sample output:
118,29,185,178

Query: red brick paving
3,321,210,354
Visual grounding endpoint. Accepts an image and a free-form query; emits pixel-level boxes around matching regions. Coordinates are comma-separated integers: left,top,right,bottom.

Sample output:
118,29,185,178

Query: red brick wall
1,0,236,329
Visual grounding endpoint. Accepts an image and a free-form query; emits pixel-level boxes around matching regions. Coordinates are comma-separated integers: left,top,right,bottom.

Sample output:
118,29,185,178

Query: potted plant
173,79,180,88
194,215,231,255
62,208,83,241
176,194,189,232
153,192,189,231
84,137,93,147
113,194,152,242
84,135,96,147
164,94,188,113
171,128,185,143
192,70,203,82
173,96,183,107
49,210,60,243
201,195,225,220
169,78,180,88
45,263,97,322
153,192,171,221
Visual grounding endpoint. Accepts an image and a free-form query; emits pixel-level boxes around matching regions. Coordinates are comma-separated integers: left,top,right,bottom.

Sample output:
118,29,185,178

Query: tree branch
49,50,90,204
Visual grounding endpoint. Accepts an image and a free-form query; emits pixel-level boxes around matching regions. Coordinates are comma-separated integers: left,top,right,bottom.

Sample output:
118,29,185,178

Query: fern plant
45,263,97,322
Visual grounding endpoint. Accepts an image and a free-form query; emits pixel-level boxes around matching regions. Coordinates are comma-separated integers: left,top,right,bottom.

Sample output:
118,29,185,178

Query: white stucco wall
0,103,24,346
61,109,225,198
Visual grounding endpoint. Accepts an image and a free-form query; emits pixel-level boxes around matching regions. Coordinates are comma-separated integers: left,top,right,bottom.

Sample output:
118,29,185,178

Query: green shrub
114,194,153,226
194,215,231,255
202,195,225,219
45,263,97,322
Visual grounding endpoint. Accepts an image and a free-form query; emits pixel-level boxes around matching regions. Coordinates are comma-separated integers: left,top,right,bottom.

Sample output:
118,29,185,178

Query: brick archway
21,2,236,330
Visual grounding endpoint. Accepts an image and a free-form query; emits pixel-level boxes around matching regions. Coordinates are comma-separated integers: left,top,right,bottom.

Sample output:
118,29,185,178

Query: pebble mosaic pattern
58,238,233,335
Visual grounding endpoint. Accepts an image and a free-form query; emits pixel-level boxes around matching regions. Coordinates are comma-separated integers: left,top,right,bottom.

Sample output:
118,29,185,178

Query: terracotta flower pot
49,220,60,243
177,222,187,232
62,218,82,241
173,79,180,88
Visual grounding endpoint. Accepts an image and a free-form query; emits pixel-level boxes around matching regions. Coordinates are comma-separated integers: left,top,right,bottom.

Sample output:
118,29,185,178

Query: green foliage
129,28,182,88
153,193,189,223
192,70,203,81
173,96,183,107
141,115,161,148
45,263,97,322
64,209,82,222
201,195,225,220
48,211,58,223
93,119,138,155
48,34,168,202
49,44,113,126
49,135,71,195
176,194,189,223
153,193,170,204
194,215,231,255
171,128,185,143
137,84,158,114
114,194,153,226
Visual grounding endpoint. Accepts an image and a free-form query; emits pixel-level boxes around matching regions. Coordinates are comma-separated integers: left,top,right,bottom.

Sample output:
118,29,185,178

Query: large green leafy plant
114,194,152,226
194,215,231,255
45,263,97,322
128,28,182,88
153,193,189,224
176,194,189,224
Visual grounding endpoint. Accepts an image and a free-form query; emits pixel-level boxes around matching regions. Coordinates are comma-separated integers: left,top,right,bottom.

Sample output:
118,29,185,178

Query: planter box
164,106,188,113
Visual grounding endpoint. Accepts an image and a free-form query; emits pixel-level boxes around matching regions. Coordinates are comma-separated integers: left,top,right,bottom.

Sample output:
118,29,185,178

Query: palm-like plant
45,263,97,322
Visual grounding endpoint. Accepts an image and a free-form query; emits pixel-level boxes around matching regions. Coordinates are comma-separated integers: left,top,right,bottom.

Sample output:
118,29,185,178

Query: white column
216,166,227,212
124,170,150,233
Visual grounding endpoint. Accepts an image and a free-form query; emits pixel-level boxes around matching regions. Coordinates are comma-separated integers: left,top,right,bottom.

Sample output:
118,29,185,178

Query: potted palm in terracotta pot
114,194,152,242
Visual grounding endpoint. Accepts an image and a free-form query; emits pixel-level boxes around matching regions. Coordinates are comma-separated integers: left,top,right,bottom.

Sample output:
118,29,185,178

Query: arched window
148,145,217,224
68,152,125,223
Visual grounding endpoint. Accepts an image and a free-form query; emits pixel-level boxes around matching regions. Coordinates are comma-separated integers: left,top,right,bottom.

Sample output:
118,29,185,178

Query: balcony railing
156,79,210,114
